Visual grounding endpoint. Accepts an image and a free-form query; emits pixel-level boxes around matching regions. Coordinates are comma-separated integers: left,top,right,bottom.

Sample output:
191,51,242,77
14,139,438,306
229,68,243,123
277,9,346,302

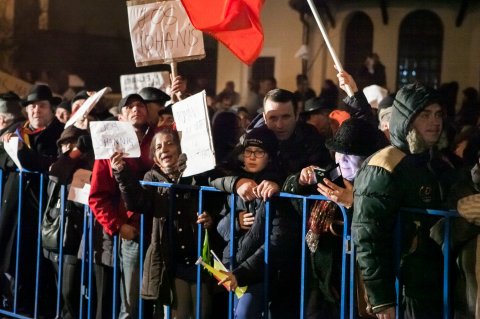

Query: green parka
352,83,456,314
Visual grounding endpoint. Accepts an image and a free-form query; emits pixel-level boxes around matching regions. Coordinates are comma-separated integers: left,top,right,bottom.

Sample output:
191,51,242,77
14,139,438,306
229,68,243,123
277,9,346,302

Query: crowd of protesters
0,65,479,319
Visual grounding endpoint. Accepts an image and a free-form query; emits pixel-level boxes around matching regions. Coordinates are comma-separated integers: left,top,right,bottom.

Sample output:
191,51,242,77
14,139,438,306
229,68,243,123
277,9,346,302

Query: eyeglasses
244,149,266,158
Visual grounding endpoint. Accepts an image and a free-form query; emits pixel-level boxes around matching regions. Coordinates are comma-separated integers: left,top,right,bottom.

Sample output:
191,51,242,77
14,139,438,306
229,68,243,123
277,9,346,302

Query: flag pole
306,0,354,97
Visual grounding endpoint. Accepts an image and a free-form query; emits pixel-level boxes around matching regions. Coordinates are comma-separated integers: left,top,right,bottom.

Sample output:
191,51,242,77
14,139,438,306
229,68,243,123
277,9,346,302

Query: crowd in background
0,54,479,319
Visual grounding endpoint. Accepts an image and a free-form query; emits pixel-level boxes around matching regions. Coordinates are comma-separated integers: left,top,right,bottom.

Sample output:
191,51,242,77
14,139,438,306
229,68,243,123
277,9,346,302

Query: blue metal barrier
0,171,460,319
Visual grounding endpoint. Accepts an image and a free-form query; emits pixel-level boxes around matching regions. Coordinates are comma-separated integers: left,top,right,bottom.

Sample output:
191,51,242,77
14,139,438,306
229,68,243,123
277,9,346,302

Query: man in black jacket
0,84,63,315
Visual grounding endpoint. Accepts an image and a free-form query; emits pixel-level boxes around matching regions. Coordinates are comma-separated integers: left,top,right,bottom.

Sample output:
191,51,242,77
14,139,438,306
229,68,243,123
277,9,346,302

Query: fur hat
138,87,170,105
325,118,384,156
21,84,61,106
243,126,278,157
0,92,23,118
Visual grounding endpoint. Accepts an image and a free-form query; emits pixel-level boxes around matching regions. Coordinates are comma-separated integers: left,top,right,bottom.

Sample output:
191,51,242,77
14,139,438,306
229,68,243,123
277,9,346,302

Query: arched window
344,12,373,79
397,10,443,89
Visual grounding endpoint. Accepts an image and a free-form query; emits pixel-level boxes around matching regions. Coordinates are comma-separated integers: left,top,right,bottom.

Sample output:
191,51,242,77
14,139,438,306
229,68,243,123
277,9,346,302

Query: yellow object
196,257,247,298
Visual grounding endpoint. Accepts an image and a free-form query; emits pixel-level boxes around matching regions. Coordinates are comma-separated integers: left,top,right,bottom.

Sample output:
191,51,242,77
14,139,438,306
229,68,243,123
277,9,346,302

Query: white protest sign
89,121,141,160
0,70,32,98
127,0,205,67
120,71,170,97
67,169,92,205
172,91,215,176
65,87,112,129
3,137,23,170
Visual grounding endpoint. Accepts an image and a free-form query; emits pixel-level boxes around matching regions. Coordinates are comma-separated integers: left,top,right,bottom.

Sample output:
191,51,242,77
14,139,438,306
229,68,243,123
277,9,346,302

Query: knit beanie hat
325,118,385,156
243,126,278,157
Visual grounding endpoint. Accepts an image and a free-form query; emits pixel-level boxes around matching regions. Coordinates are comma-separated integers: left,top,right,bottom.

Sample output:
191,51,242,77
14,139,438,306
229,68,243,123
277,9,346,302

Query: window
397,10,443,89
344,12,373,78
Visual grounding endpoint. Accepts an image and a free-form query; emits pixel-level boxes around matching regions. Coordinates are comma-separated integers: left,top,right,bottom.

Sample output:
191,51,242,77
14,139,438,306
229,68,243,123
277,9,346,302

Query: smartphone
313,164,342,185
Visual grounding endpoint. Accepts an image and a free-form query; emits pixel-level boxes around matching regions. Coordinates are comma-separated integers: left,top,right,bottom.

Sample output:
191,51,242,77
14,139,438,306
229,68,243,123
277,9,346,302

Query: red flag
181,0,264,65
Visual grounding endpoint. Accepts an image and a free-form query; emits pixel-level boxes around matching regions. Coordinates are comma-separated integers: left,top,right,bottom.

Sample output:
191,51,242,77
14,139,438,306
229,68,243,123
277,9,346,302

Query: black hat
56,100,72,113
243,126,278,156
118,93,145,112
0,92,23,118
302,97,332,114
22,84,61,106
71,90,90,104
138,87,170,104
325,118,384,156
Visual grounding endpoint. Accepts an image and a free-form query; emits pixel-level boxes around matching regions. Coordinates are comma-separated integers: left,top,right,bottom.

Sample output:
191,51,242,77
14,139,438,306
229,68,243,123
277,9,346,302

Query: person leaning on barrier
283,117,387,319
110,127,216,319
352,83,458,319
0,84,64,314
88,93,157,318
214,126,281,319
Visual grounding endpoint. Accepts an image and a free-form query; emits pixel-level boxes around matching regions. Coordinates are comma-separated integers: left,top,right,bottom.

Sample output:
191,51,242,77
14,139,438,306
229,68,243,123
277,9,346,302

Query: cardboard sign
67,169,92,205
3,137,23,170
89,121,141,159
64,87,112,129
172,91,215,176
127,0,205,66
120,71,170,97
0,71,32,98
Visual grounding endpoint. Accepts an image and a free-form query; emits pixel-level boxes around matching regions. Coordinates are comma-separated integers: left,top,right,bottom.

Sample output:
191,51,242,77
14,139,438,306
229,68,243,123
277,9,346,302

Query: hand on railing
236,178,258,201
253,180,279,201
317,178,353,209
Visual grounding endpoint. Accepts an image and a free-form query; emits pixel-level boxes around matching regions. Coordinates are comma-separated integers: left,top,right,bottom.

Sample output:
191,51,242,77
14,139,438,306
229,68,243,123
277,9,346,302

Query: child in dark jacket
213,126,282,319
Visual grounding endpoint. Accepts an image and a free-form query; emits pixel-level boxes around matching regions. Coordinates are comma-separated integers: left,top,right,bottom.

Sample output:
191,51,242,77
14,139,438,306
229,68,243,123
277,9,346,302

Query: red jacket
89,126,155,236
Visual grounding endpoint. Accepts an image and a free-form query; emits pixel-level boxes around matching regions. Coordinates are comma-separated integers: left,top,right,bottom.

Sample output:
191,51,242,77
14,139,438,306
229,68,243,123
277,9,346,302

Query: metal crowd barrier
0,171,458,319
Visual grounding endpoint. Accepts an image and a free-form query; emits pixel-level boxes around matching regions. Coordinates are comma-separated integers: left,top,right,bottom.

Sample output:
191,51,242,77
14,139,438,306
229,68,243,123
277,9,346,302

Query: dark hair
263,88,297,113
149,127,181,160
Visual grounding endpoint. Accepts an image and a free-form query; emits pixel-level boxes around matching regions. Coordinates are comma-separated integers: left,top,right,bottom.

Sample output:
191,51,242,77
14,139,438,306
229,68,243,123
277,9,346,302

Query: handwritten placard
120,71,170,97
127,0,205,66
172,91,215,176
89,121,141,159
65,87,112,129
67,169,92,205
3,137,23,170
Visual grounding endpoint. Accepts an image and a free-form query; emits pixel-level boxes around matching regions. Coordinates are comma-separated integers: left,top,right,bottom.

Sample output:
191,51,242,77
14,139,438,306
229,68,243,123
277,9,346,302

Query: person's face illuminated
410,103,443,147
335,152,366,181
263,99,297,141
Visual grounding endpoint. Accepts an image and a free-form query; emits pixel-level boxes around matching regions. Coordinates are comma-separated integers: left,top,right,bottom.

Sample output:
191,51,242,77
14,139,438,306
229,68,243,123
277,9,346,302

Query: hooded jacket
352,83,456,313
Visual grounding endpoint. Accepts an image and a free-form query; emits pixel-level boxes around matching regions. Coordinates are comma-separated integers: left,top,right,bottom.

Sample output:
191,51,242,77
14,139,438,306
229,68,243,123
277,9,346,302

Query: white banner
67,169,92,205
120,71,170,97
127,0,205,67
89,121,141,160
4,136,23,170
172,90,215,177
65,87,111,129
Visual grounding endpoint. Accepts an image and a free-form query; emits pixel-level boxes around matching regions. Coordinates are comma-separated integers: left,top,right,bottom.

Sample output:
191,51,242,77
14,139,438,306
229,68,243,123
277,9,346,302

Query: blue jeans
234,282,264,319
119,239,140,319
